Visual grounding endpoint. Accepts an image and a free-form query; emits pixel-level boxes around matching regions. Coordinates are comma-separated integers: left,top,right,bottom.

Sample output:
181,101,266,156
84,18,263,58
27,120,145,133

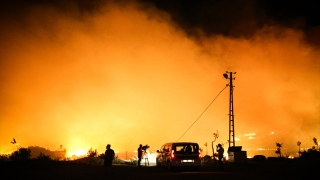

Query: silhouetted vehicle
253,155,266,162
156,142,201,170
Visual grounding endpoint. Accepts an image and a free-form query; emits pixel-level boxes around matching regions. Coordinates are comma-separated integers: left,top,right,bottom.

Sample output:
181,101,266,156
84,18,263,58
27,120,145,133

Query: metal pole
228,72,235,148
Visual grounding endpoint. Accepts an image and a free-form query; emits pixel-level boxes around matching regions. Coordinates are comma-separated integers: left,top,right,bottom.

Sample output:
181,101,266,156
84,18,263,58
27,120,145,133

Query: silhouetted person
137,144,143,167
217,144,224,169
104,144,115,175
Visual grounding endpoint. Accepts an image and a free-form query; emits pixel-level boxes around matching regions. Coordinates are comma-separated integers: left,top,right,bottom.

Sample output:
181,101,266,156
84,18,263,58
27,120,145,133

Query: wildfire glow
0,0,319,157
68,149,87,157
143,151,157,164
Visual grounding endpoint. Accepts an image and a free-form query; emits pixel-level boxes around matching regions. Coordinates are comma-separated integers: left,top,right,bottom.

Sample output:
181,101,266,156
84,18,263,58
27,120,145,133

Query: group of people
104,143,225,174
103,144,147,174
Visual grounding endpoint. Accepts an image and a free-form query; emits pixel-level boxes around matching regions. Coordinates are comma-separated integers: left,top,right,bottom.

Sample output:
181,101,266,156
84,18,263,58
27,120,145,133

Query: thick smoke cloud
0,0,319,157
142,0,320,47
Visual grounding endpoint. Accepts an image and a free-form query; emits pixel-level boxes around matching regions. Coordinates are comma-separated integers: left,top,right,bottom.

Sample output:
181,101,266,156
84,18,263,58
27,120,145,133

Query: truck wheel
167,162,174,171
193,166,200,171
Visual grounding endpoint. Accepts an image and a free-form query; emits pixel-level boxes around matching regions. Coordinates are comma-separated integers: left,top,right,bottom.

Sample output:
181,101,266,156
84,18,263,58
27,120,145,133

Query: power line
176,85,229,142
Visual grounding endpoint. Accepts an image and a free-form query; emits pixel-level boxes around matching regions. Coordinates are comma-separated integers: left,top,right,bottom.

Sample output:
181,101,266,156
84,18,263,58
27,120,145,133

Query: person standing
104,144,115,175
217,144,224,170
137,144,143,167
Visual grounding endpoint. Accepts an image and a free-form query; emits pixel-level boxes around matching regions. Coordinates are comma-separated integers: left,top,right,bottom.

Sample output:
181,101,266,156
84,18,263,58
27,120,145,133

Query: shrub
126,159,138,165
87,147,98,157
300,149,320,160
9,148,31,161
113,155,121,163
37,153,51,161
0,154,10,162
202,155,213,163
98,153,105,159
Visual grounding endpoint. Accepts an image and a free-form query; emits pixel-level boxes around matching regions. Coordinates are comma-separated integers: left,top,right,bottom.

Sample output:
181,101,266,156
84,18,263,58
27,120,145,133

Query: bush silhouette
37,153,52,161
0,154,10,162
98,153,105,159
300,149,320,160
9,148,31,161
202,155,212,163
87,147,98,157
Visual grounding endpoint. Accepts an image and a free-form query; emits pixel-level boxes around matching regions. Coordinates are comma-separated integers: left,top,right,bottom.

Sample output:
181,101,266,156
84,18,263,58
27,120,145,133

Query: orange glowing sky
1,1,319,157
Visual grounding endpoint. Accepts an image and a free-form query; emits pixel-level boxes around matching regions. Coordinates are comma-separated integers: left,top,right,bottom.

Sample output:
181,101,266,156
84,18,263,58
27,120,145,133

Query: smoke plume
0,0,319,157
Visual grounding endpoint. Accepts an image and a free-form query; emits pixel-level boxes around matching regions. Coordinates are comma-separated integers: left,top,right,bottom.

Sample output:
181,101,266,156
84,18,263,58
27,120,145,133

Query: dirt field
1,160,317,179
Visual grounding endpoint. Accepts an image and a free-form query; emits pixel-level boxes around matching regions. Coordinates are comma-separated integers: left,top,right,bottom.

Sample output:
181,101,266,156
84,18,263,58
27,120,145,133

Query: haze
1,1,319,157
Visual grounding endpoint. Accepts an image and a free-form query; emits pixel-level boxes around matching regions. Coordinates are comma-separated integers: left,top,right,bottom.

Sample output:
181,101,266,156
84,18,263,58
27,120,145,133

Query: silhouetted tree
297,141,301,157
313,137,318,150
87,147,98,157
298,137,320,160
275,142,283,158
212,130,219,158
9,148,31,161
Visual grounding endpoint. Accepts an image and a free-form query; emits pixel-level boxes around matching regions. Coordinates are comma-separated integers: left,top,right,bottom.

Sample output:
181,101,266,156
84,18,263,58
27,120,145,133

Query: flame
67,149,86,157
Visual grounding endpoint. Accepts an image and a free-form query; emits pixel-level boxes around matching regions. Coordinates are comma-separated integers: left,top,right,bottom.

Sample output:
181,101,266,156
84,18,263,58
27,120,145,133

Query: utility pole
223,71,236,148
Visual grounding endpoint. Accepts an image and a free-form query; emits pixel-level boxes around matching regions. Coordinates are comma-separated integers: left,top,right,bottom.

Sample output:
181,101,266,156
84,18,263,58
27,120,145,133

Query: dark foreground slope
0,160,317,180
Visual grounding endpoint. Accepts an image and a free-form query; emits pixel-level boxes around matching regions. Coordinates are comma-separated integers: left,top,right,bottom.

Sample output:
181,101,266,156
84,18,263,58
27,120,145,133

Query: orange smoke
0,1,319,157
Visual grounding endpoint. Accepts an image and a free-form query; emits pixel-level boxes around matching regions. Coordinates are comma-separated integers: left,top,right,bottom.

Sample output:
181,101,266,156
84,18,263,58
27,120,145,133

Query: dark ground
0,160,318,180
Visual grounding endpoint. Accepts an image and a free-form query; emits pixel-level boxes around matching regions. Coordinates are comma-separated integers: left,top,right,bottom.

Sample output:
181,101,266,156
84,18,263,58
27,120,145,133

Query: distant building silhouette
28,145,66,160
52,145,66,159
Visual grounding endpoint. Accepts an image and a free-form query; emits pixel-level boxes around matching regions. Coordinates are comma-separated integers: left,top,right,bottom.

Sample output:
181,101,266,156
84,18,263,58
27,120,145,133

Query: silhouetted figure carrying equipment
138,144,150,167
217,144,224,170
142,144,150,166
104,144,115,175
